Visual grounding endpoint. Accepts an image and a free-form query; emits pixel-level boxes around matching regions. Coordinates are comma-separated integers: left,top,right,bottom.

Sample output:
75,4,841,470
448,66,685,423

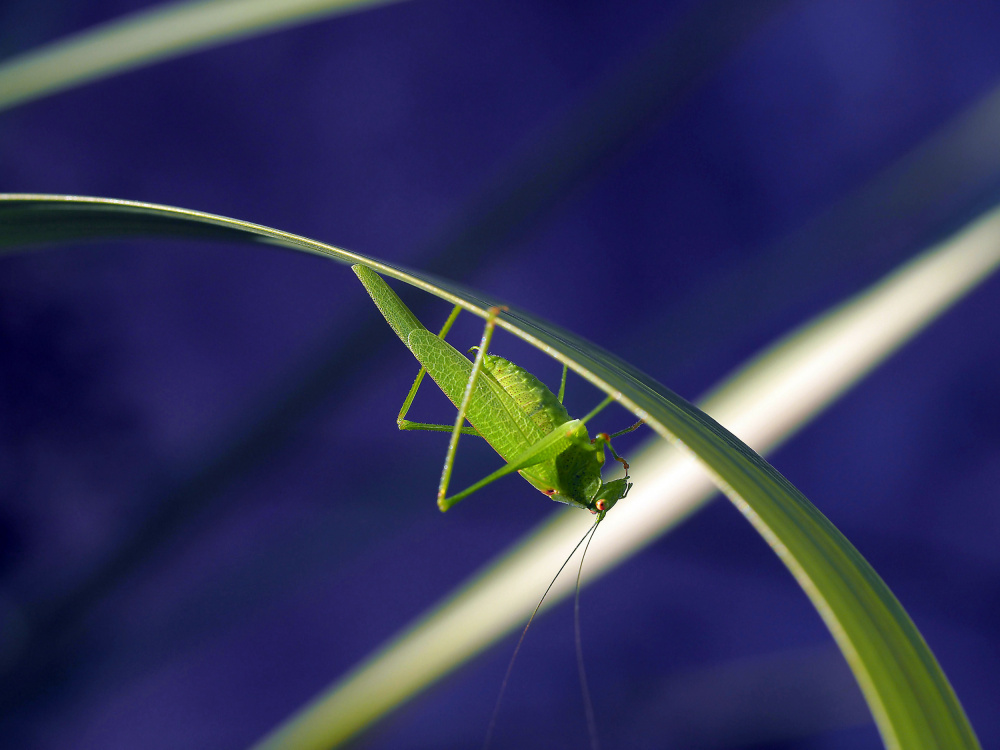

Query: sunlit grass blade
0,0,408,111
255,205,1000,750
0,193,987,749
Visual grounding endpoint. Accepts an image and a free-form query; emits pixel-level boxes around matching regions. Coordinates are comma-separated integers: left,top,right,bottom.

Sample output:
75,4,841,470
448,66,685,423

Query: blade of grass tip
251,200,1000,750
0,0,409,111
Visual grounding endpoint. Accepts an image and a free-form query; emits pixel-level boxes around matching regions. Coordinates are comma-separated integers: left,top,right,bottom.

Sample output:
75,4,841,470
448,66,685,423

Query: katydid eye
595,499,607,511
543,489,556,496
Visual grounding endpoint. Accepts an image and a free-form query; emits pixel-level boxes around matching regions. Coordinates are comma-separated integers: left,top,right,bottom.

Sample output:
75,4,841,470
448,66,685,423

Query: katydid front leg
591,419,644,472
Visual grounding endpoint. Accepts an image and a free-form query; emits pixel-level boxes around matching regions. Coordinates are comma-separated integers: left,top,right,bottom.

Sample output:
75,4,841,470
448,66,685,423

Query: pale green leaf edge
0,193,982,750
0,0,408,111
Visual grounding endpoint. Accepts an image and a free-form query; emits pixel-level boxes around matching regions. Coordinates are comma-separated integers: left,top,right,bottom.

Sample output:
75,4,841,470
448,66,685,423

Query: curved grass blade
0,0,407,112
260,203,1000,750
0,193,986,749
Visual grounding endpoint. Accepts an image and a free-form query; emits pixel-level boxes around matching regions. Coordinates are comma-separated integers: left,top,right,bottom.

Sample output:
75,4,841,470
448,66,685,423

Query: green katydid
354,264,642,749
352,264,641,520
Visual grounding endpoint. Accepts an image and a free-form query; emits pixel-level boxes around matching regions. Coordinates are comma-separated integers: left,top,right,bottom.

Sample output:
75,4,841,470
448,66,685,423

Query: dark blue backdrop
2,1,1000,748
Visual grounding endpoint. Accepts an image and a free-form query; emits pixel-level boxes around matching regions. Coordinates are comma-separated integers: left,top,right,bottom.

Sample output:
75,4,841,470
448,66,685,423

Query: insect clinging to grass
354,264,643,748
353,264,641,520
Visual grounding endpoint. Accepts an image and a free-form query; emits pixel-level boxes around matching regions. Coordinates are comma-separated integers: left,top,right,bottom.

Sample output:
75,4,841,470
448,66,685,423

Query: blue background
2,1,1000,748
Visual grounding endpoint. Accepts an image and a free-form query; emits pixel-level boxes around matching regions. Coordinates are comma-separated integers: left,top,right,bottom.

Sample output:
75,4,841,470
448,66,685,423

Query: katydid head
588,477,631,515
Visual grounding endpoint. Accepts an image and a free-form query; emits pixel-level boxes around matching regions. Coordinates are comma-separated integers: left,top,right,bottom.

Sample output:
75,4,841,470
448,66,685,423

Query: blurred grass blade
0,194,986,749
0,0,407,111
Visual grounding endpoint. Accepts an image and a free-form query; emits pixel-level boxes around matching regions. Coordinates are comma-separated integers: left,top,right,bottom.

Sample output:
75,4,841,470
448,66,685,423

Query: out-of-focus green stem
0,0,408,111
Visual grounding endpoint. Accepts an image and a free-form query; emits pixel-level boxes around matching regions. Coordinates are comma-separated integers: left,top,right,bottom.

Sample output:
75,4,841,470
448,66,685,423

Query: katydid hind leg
578,395,615,428
437,424,575,511
437,306,506,509
435,311,603,512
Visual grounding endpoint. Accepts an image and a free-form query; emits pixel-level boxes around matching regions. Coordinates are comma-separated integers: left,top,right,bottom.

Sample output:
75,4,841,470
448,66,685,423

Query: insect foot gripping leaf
352,264,641,514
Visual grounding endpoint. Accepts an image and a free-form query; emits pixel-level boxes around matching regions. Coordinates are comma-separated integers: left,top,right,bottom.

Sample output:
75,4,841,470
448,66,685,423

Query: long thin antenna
483,519,600,750
575,520,602,750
